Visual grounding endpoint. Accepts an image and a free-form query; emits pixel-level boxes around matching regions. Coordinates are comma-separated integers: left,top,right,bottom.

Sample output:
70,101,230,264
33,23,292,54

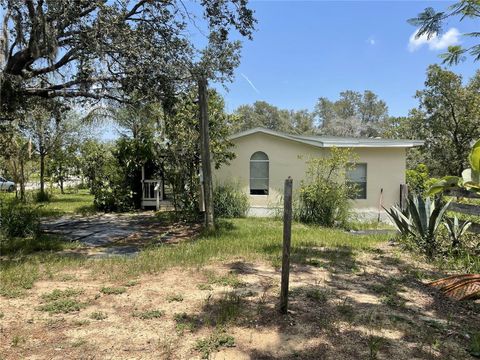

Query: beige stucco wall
214,132,406,214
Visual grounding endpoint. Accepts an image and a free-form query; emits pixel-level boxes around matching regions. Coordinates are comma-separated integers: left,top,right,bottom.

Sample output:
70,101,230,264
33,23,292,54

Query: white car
0,176,15,192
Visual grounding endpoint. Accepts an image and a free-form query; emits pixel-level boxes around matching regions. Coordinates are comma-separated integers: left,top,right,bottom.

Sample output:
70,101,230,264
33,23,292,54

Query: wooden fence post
280,177,293,314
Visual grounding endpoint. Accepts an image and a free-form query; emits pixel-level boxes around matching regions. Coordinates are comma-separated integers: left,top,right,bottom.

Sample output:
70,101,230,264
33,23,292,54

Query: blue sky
215,1,478,117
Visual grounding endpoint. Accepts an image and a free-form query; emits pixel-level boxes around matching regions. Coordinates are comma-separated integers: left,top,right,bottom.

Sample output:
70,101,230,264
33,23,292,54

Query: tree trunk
20,157,25,201
40,152,45,196
198,77,214,230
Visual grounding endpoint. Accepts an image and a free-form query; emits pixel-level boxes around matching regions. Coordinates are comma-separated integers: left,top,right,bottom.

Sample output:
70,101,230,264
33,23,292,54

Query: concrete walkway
41,213,199,258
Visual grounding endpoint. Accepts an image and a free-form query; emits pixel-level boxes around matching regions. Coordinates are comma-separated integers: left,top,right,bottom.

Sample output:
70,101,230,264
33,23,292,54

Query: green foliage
429,139,480,196
35,190,52,203
409,2,480,64
37,287,86,314
195,330,235,359
41,289,84,302
406,164,439,195
0,198,40,239
213,182,249,218
163,90,235,217
1,1,255,119
409,66,480,177
385,195,450,258
100,286,126,295
89,311,108,320
132,309,165,320
231,101,315,134
315,90,388,137
443,216,472,249
296,148,356,227
37,299,86,314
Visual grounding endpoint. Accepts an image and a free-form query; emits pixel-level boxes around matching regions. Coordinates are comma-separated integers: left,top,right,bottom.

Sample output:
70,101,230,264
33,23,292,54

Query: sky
214,0,478,117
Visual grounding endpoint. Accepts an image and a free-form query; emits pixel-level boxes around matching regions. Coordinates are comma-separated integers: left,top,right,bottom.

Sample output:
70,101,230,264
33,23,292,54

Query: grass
194,330,235,359
100,286,126,295
36,288,87,314
89,311,108,320
37,299,86,314
35,189,96,217
0,189,95,218
41,288,84,302
132,309,165,319
1,218,389,298
166,293,184,302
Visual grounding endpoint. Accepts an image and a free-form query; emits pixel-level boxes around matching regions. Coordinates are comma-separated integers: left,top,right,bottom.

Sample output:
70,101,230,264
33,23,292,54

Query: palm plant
385,195,451,258
444,216,472,249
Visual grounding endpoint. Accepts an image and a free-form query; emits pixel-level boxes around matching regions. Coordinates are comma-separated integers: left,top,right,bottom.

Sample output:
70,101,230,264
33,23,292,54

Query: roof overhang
229,127,424,148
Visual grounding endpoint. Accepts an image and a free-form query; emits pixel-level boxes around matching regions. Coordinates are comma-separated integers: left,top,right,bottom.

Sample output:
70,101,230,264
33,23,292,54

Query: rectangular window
347,163,367,199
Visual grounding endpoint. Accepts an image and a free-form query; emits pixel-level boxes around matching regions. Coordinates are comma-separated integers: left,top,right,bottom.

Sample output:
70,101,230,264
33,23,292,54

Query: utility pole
198,76,215,230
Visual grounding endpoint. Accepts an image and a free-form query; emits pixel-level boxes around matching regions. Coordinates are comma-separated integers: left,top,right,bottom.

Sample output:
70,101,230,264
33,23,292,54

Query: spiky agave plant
385,195,451,258
444,216,472,249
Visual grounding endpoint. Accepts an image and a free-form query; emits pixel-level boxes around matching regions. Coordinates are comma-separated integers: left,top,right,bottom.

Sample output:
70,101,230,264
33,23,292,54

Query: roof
230,127,424,148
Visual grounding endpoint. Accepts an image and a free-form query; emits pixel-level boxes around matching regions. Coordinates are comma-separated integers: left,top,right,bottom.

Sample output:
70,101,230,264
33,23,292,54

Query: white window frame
347,163,367,200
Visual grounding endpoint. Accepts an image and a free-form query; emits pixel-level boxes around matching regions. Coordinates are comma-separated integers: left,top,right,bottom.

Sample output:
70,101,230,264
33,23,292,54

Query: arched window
250,151,269,195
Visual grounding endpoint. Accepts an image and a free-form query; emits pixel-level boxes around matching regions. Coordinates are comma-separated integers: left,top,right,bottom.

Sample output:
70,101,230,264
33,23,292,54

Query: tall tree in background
409,1,480,65
315,90,388,137
400,65,480,176
231,101,315,134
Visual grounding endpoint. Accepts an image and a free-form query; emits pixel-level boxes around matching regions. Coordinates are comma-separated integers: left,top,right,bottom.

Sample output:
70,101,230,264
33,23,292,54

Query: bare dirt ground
1,243,479,360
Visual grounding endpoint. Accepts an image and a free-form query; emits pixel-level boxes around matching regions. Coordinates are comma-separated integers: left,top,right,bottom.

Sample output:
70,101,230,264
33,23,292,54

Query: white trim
230,127,424,148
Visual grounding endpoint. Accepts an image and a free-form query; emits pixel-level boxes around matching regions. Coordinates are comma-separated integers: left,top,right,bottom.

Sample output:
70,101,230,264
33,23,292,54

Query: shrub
295,148,356,227
0,199,40,239
214,182,249,218
406,164,439,196
35,191,51,203
93,180,134,213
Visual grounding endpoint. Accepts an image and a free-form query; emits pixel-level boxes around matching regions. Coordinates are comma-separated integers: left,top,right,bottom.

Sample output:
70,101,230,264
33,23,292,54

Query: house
213,127,424,218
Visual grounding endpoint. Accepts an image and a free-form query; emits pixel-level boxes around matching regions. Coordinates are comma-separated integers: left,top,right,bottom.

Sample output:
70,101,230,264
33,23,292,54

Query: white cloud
408,28,461,52
241,73,260,94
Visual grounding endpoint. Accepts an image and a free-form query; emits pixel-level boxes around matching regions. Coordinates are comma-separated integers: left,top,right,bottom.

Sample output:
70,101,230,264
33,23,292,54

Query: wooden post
198,77,214,230
280,177,293,314
400,184,408,211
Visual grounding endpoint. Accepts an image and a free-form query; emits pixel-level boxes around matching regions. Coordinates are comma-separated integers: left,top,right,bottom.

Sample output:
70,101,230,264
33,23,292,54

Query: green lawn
36,190,96,217
0,218,390,298
0,189,95,217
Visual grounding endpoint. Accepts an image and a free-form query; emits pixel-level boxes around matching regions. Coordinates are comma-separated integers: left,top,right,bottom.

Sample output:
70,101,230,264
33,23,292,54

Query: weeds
206,271,246,289
194,330,235,359
336,298,355,322
89,311,108,320
132,309,165,319
37,288,86,314
367,335,384,360
37,299,86,314
41,288,83,302
197,283,213,291
469,332,480,357
100,286,126,295
11,334,26,347
166,293,184,302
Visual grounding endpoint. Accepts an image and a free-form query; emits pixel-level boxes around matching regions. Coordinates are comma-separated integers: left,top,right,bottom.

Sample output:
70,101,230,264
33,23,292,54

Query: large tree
0,0,255,117
231,101,315,134
315,90,388,137
409,0,480,65
395,65,480,176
